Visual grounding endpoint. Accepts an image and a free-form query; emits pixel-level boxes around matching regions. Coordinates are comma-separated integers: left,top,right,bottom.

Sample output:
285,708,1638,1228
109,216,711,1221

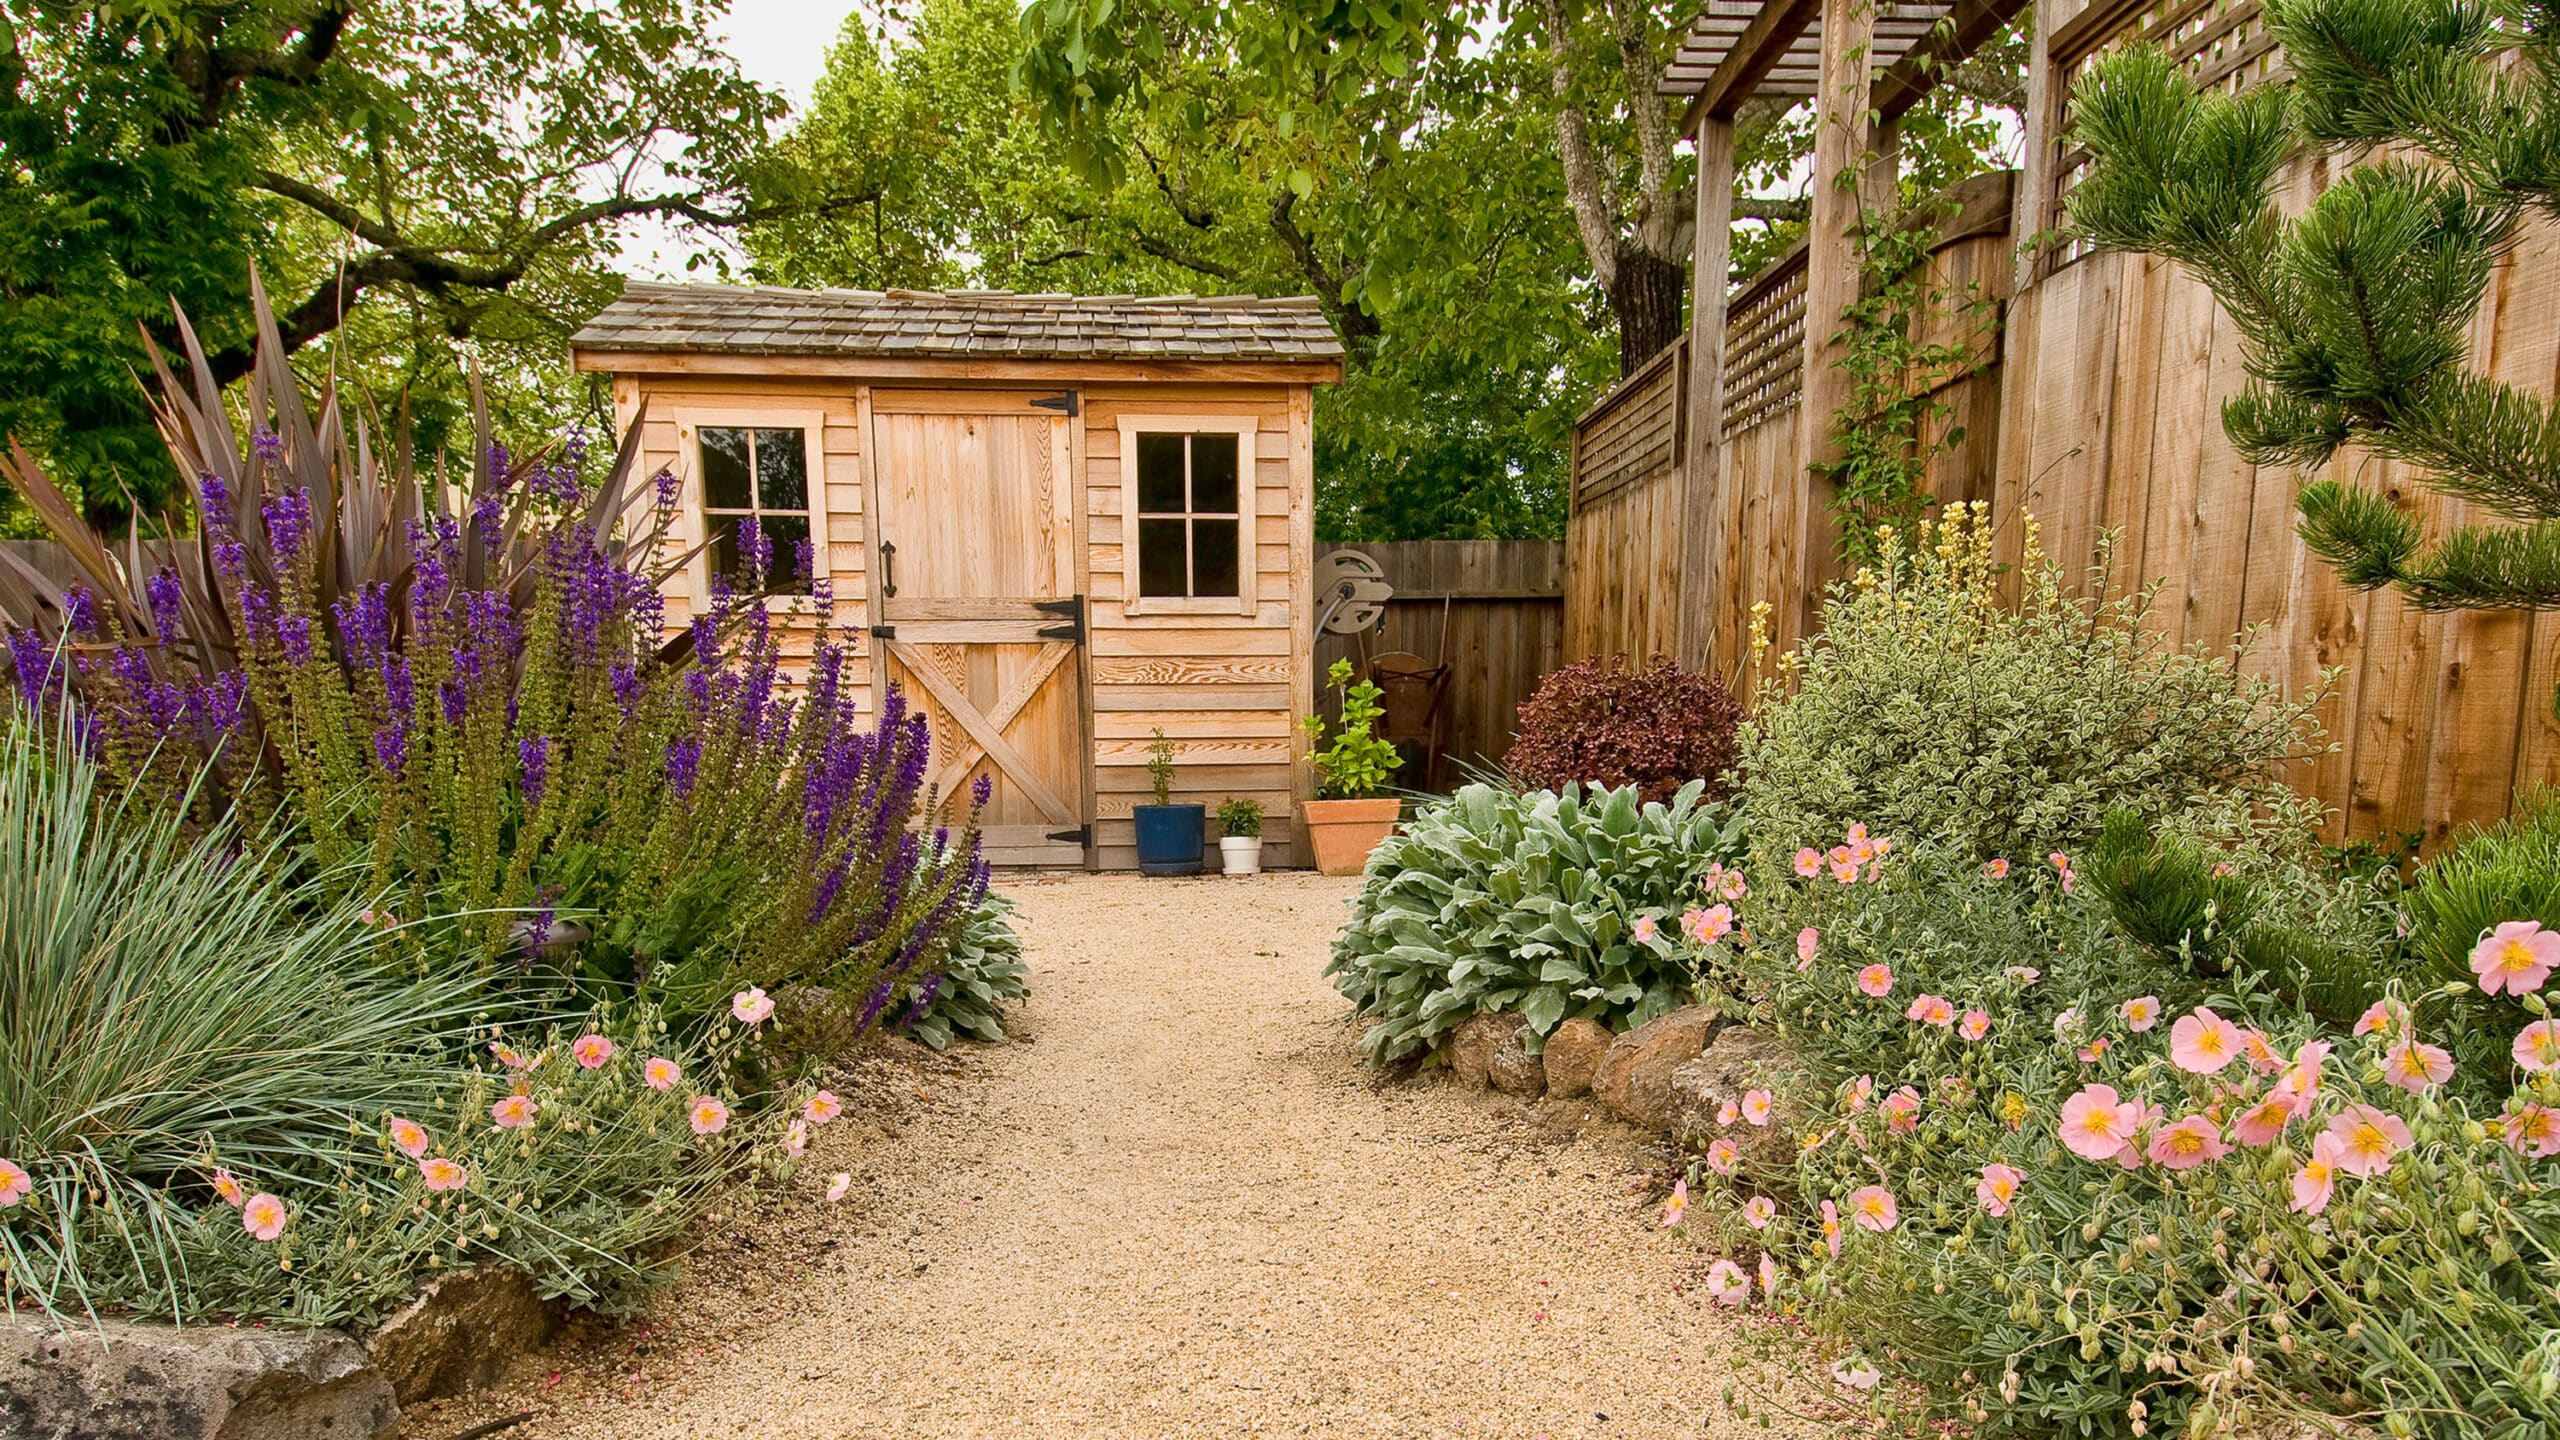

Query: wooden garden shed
570,284,1343,869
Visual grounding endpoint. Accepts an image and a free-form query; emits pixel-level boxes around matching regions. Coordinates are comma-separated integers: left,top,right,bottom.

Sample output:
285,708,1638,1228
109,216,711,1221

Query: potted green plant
1299,658,1403,876
1216,797,1266,877
1131,728,1204,875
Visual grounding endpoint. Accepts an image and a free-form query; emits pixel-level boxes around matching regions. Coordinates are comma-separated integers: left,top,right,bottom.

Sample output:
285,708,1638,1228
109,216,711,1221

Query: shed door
870,398,1087,866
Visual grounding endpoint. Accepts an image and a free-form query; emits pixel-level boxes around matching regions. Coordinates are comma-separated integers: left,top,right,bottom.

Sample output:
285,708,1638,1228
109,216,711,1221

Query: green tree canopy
0,0,867,527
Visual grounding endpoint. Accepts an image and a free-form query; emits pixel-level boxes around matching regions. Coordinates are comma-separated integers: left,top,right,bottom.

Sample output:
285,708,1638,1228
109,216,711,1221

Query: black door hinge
869,624,896,639
1030,391,1079,416
1047,826,1091,845
1034,594,1085,643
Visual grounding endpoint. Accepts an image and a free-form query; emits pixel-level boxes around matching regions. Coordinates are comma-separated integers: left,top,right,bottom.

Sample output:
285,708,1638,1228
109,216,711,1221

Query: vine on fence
1813,192,1998,567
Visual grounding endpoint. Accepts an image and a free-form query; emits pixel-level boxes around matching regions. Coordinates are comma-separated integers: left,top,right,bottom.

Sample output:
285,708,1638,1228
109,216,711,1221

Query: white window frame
669,407,831,617
1115,413,1259,618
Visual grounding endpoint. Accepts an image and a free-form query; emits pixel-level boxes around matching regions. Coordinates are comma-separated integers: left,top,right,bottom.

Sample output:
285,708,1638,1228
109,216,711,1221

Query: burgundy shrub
1502,654,1742,804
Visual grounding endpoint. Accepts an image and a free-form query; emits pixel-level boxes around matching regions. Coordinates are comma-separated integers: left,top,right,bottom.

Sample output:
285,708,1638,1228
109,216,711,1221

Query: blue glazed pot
1132,803,1206,875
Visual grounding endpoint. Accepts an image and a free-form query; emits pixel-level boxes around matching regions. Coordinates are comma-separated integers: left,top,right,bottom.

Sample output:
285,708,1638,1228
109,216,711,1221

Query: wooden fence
1567,0,2560,847
1315,539,1564,789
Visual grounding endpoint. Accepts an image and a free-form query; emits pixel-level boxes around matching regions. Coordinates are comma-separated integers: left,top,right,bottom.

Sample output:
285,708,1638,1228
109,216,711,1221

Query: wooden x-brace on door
868,393,1089,866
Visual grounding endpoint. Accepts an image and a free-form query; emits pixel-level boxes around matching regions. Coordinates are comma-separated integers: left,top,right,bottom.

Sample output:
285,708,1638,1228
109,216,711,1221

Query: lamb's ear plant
1146,728,1176,806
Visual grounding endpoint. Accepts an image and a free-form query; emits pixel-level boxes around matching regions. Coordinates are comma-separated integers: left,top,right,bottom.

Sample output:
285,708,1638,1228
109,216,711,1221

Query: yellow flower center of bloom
2522,1113,2555,1142
2396,1052,2424,1077
2078,1110,2119,1138
2502,941,2539,974
2351,1123,2387,1157
2171,1131,2202,1156
2304,1159,2331,1182
2198,1031,2227,1057
1992,1178,2014,1199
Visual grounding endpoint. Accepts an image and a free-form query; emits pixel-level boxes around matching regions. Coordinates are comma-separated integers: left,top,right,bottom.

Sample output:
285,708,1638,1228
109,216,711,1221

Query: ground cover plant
1646,508,2560,1439
0,300,990,1037
1327,779,1745,1064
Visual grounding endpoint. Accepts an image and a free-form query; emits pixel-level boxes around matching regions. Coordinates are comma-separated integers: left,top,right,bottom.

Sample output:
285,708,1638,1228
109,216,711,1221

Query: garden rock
1540,1017,1614,1098
0,1315,397,1440
366,1265,557,1404
1485,1025,1547,1096
1593,1005,1725,1129
1666,1026,1804,1165
1447,1011,1528,1087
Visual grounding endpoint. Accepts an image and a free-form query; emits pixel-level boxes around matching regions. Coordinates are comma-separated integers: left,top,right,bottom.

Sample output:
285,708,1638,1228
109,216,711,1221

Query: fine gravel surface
408,872,1833,1440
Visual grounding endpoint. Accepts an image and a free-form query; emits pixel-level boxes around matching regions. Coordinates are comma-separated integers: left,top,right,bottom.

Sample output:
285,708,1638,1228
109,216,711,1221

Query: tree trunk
1611,244,1687,374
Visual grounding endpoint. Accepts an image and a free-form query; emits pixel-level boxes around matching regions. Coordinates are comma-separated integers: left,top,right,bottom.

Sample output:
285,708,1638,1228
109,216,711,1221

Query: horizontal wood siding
1082,383,1313,869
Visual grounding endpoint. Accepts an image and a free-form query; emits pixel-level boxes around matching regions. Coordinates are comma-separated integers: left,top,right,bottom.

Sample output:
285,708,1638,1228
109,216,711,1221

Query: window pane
1137,518,1189,597
706,514,742,586
1191,517,1240,598
754,428,808,510
702,428,753,509
1190,434,1239,514
1135,433,1186,514
761,515,814,594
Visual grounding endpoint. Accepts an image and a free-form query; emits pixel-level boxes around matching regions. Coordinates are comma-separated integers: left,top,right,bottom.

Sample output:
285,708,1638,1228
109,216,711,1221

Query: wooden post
1677,114,1739,672
2011,0,2061,292
1796,0,1878,644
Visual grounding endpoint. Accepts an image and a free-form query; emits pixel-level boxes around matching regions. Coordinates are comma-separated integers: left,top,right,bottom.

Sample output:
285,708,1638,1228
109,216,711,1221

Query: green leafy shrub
2405,792,2560,992
1502,653,1743,804
1302,658,1401,799
899,890,1028,1050
1217,797,1265,837
1737,503,2324,873
0,709,810,1326
1326,780,1745,1064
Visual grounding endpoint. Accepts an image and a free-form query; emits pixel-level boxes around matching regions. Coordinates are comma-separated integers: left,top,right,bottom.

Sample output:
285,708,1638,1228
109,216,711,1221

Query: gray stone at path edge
0,1316,397,1440
1666,1025,1803,1165
1593,1005,1726,1129
1539,1017,1614,1099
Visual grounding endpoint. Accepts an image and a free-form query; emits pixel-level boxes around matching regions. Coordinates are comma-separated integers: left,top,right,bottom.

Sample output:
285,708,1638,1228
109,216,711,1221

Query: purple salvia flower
382,656,415,716
275,613,314,667
739,514,767,587
189,672,248,736
518,734,549,805
653,467,680,511
469,489,505,552
8,630,55,712
664,735,702,798
374,723,409,775
62,585,99,638
261,488,315,559
146,568,184,640
198,473,233,530
971,773,994,807
250,427,284,465
856,976,897,1032
439,679,468,725
213,540,248,585
899,973,946,1030
332,583,392,667
794,537,815,585
609,662,640,714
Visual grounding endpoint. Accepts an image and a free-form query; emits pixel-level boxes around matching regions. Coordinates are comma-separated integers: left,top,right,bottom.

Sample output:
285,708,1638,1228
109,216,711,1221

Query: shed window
1133,432,1241,599
699,426,812,594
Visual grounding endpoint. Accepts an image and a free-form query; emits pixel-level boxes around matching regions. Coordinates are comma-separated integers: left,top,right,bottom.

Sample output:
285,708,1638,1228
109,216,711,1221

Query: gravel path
410,872,1821,1440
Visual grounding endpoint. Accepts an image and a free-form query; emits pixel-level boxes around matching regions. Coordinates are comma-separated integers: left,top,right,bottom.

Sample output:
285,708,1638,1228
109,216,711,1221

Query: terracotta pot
1302,797,1401,877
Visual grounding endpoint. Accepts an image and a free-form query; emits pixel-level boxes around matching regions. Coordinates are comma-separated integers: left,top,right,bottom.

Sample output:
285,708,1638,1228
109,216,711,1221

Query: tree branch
1268,190,1381,345
1604,0,1679,255
1537,0,1624,291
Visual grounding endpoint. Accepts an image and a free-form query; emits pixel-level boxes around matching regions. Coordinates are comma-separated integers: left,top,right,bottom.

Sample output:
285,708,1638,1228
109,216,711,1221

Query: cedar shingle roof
572,283,1345,363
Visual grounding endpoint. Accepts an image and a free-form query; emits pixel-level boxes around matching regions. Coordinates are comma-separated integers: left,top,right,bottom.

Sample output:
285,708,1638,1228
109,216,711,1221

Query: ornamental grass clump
1737,503,2324,873
0,298,987,1033
1327,780,1745,1063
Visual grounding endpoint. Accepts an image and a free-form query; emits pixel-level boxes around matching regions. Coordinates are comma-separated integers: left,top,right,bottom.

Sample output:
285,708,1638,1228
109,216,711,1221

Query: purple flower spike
664,735,702,798
971,773,993,807
519,734,550,806
214,540,248,585
8,629,55,711
146,568,184,641
62,585,99,638
261,488,315,559
275,613,313,667
374,722,409,775
653,468,680,511
250,427,285,464
198,472,233,530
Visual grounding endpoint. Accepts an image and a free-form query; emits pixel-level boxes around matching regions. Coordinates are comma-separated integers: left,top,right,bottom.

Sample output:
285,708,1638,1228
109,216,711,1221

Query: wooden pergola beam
1871,0,2034,121
1678,0,1825,134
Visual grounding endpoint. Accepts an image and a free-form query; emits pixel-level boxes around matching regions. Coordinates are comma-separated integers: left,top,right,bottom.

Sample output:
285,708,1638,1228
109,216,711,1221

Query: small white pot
1219,835,1264,877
